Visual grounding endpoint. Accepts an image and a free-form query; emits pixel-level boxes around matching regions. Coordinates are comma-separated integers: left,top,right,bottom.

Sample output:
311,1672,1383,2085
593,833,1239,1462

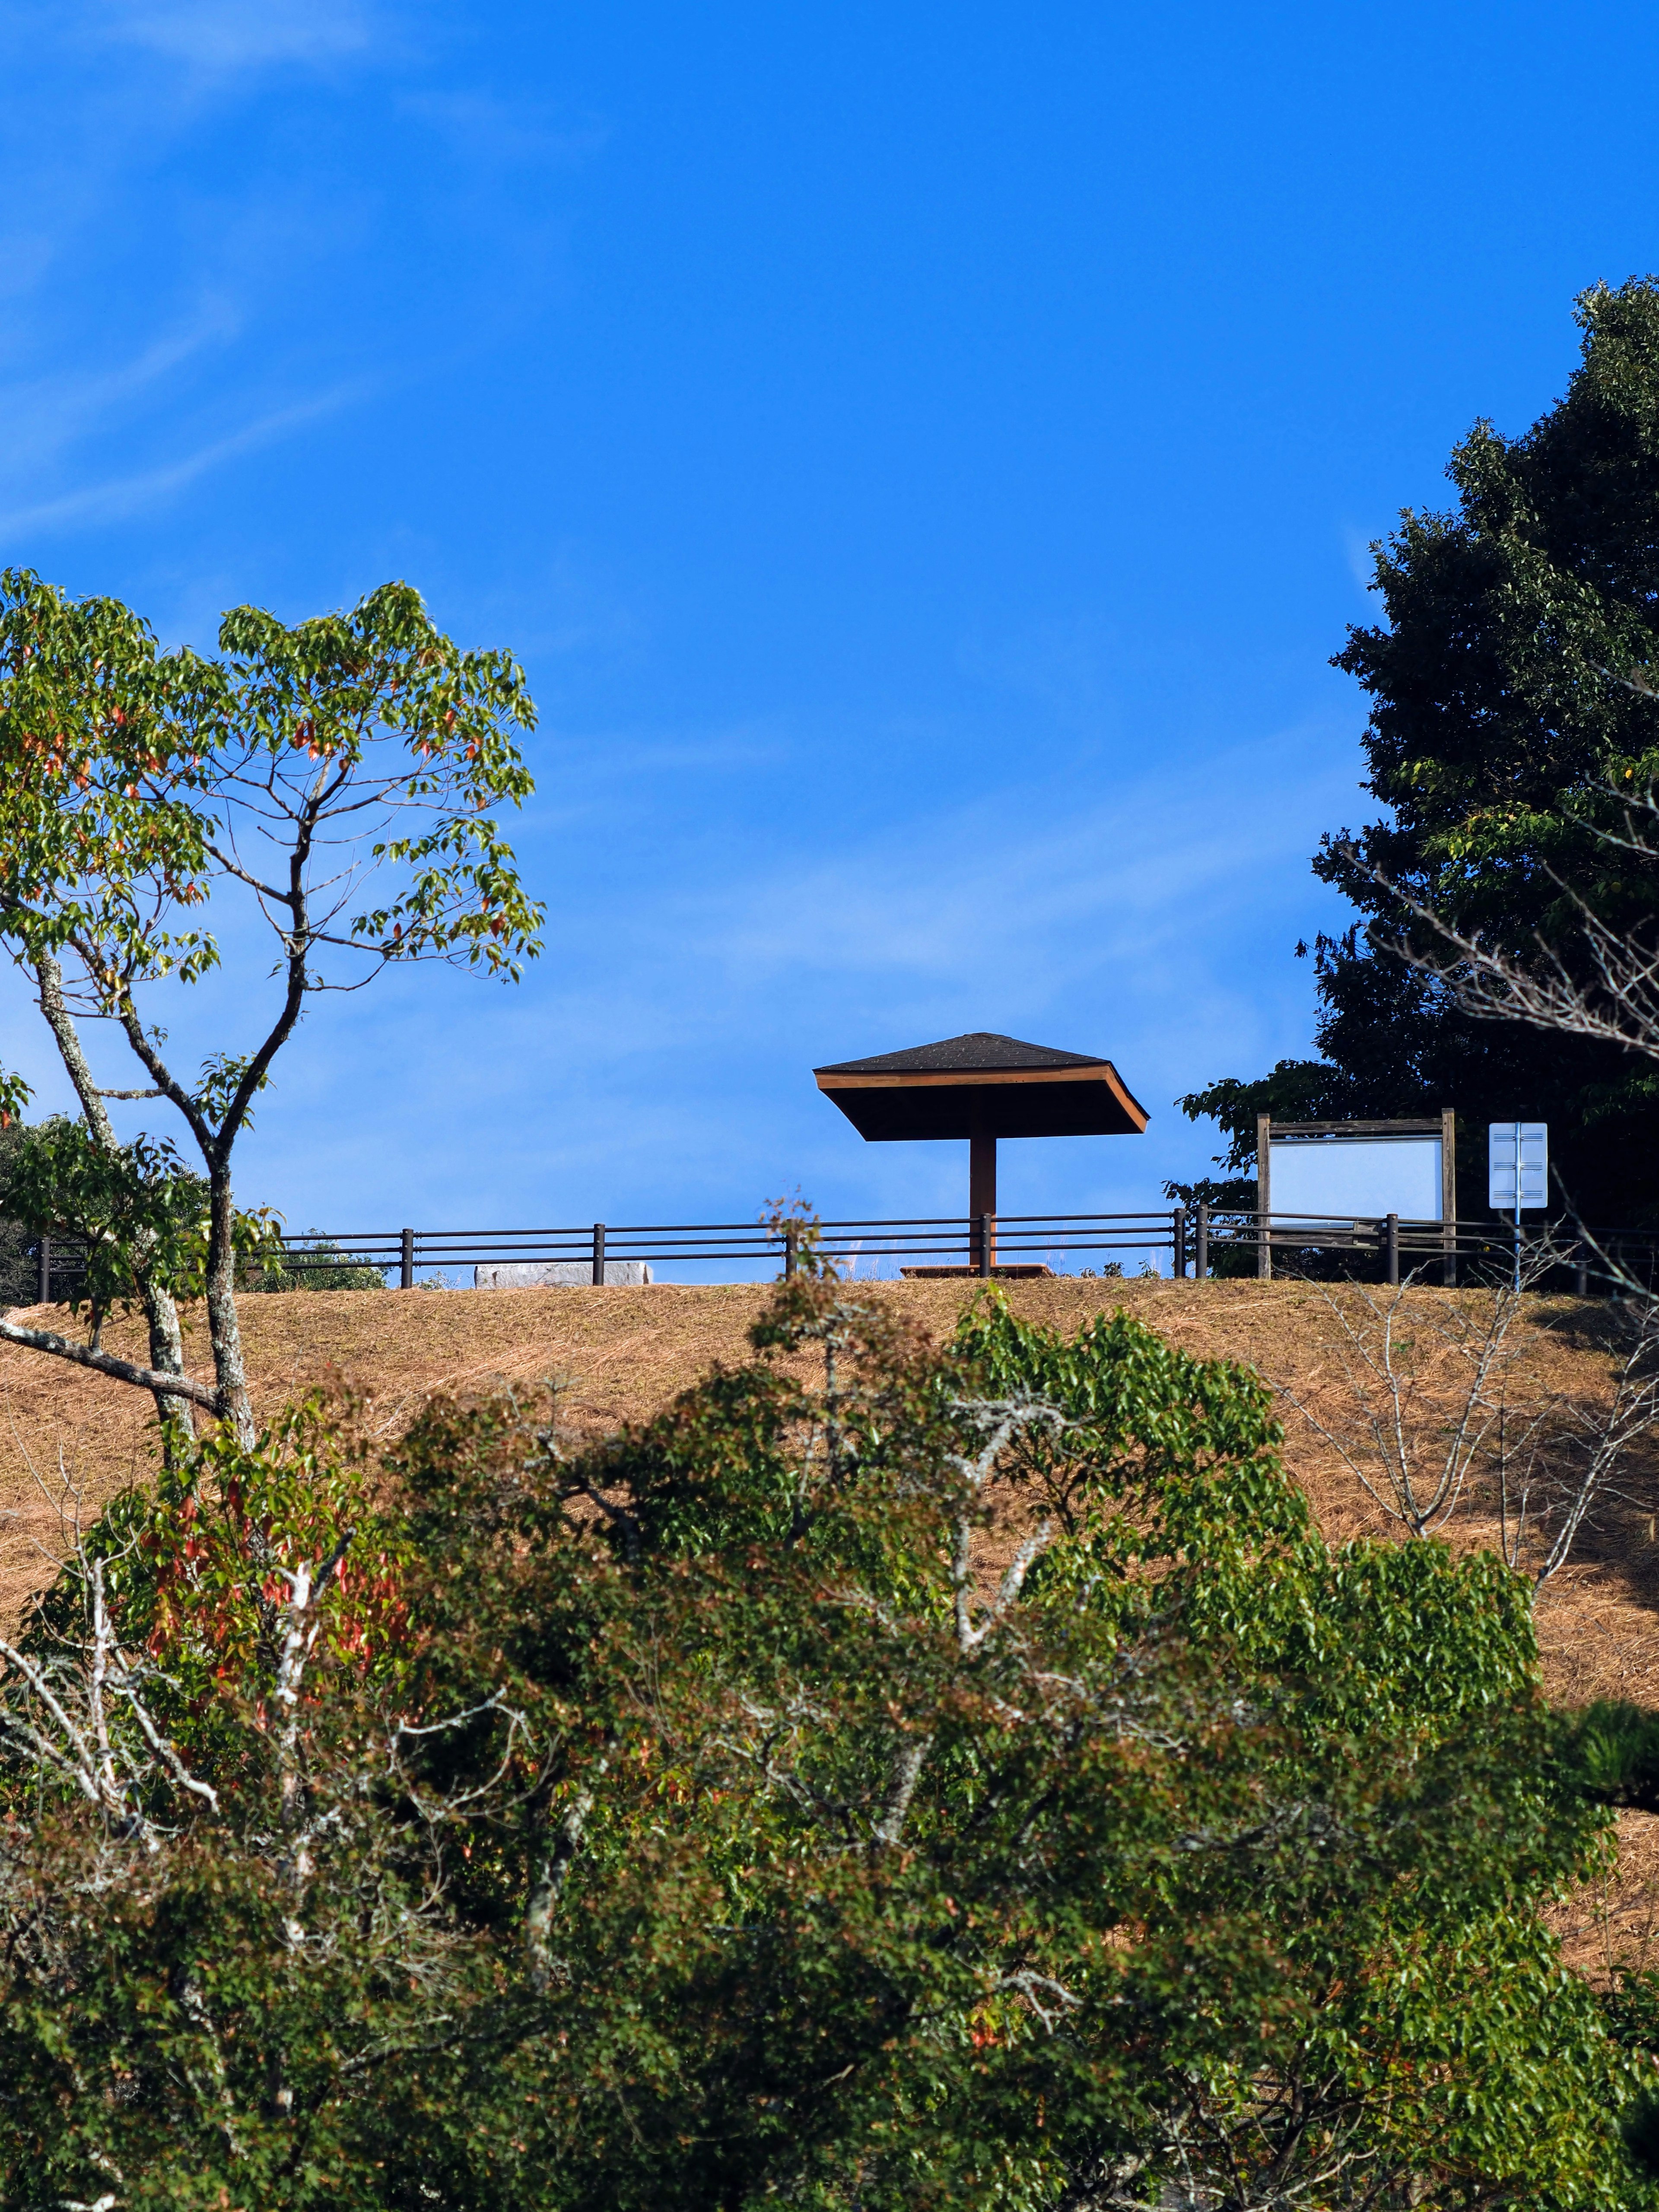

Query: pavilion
813,1031,1148,1255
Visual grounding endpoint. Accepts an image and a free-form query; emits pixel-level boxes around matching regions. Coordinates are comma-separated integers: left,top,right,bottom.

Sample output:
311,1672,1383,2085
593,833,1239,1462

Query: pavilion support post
969,1129,997,1273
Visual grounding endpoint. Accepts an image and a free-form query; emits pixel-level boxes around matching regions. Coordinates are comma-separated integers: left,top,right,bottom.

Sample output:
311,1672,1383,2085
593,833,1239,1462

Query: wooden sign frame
1254,1110,1457,1282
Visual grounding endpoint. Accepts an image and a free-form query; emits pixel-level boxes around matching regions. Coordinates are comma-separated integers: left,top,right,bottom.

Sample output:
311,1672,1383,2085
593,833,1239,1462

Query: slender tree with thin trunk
0,571,541,1443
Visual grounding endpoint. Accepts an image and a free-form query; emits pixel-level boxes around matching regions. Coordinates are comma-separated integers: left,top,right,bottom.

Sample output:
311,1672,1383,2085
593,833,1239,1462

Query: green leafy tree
0,1116,47,1307
0,572,541,1441
0,1114,286,1344
1177,279,1659,1229
0,1284,1652,2209
244,1236,388,1292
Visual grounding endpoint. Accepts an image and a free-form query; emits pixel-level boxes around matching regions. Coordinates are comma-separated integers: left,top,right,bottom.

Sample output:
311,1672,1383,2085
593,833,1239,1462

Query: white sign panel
1269,1136,1443,1224
1488,1122,1548,1212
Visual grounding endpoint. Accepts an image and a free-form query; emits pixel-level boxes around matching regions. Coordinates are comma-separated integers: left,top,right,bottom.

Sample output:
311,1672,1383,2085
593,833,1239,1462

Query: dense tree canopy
0,1279,1653,2209
1179,279,1659,1225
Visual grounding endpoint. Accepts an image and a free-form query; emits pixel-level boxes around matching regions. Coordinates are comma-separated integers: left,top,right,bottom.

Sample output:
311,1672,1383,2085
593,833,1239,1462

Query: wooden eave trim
815,1064,1149,1131
818,1065,1105,1091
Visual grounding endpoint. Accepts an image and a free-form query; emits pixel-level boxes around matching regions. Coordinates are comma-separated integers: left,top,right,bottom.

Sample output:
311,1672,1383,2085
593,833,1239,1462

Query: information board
1268,1135,1444,1225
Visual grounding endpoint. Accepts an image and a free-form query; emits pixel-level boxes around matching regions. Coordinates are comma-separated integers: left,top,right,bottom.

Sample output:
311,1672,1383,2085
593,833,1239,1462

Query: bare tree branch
1278,1271,1545,1541
1351,788,1659,1068
0,1314,219,1412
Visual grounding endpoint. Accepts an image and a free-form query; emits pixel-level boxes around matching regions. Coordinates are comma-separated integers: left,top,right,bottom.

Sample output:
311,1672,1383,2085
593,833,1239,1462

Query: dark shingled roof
815,1031,1108,1077
813,1032,1148,1142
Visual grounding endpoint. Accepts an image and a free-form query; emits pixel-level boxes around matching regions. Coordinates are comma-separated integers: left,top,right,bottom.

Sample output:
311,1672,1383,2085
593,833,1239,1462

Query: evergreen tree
1179,279,1659,1227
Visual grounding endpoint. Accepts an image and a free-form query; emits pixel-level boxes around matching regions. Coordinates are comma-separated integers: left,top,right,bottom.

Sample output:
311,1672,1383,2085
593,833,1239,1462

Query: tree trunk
204,1160,255,1448
34,953,198,1449
141,1281,200,1453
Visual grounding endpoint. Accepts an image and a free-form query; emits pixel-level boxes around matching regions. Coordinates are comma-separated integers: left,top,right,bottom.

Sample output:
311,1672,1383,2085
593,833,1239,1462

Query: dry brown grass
3,1272,1657,1970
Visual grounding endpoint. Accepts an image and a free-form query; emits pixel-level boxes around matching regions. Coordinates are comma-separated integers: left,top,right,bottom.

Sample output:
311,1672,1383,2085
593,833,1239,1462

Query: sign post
1488,1122,1548,1289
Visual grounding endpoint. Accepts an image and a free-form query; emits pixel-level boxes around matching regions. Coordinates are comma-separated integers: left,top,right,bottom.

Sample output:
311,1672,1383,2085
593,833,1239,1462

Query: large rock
474,1260,654,1289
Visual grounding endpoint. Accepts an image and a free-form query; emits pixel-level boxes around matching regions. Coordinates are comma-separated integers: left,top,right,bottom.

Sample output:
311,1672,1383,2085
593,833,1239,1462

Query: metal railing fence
273,1211,1184,1286
26,1205,1659,1301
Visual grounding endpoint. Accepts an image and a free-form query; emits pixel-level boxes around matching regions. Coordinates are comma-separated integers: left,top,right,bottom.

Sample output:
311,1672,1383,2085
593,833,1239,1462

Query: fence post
1257,1211,1271,1281
592,1222,606,1287
977,1214,992,1279
1172,1206,1186,1281
1574,1237,1589,1298
1385,1213,1399,1289
1195,1201,1209,1282
784,1223,798,1279
400,1227,414,1290
36,1235,49,1306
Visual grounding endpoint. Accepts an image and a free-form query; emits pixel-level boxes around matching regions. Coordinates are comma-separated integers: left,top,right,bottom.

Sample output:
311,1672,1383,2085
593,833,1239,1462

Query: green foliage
0,572,218,986
244,1236,388,1292
211,581,543,980
0,569,543,1000
194,1049,270,1132
761,1188,840,1277
1178,280,1659,1227
1560,1700,1659,1812
0,570,543,1430
0,1285,1650,2208
0,1116,44,1305
0,1116,197,1331
0,1113,282,1332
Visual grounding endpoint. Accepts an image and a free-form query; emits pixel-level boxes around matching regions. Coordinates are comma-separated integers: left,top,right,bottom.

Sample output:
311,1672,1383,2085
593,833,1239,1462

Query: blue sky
2,0,1654,1261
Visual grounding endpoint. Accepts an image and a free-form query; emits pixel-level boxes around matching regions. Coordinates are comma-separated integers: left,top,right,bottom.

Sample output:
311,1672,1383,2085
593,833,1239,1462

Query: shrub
0,1284,1649,2209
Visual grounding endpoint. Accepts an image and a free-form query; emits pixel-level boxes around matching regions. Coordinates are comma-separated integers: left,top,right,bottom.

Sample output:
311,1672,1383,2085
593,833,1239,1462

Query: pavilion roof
814,1031,1148,1143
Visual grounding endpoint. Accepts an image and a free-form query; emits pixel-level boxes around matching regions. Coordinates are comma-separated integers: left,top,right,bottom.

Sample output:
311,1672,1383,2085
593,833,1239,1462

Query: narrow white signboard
1488,1122,1548,1214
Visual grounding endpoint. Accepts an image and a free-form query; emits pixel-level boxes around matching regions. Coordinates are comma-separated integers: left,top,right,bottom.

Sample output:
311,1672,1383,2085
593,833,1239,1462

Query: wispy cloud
405,717,1359,1105
235,714,1361,1227
75,706,1364,1232
0,381,368,540
1343,522,1383,596
687,723,1356,1006
0,2,585,574
401,90,607,168
92,0,375,70
0,302,241,474
958,611,1120,734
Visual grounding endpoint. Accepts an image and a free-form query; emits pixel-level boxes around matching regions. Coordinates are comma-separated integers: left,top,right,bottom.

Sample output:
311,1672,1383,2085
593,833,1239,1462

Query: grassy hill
2,1273,1656,1970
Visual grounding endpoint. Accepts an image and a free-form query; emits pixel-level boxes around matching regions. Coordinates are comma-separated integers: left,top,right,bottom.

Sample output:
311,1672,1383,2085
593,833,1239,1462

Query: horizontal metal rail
264,1209,1659,1295
268,1213,1187,1286
27,1208,1659,1300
